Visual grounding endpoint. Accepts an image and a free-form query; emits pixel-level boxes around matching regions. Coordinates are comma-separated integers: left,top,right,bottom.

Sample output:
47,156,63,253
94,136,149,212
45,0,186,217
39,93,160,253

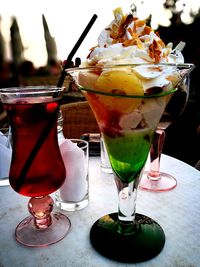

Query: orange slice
95,70,144,113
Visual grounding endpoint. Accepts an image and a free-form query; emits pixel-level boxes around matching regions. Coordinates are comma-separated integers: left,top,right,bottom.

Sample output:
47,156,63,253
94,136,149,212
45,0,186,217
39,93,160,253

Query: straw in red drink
16,14,98,191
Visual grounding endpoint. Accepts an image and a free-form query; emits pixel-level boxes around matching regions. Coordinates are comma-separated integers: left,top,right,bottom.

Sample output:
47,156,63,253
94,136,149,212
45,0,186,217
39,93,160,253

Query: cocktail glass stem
148,128,165,180
114,174,138,233
28,196,54,229
90,167,165,263
15,194,70,247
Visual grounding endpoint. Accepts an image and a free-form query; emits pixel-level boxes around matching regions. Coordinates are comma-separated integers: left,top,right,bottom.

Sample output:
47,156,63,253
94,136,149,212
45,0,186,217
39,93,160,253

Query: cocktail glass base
140,171,177,192
15,213,71,247
90,212,165,263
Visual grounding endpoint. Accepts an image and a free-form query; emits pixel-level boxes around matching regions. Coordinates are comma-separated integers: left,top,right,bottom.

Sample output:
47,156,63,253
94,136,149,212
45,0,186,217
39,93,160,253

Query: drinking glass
0,86,71,247
66,63,194,263
140,77,190,192
55,138,89,211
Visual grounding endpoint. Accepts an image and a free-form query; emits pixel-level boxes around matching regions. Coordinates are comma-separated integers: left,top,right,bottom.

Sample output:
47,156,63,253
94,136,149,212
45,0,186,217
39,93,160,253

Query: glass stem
148,128,166,180
114,174,140,234
28,195,54,229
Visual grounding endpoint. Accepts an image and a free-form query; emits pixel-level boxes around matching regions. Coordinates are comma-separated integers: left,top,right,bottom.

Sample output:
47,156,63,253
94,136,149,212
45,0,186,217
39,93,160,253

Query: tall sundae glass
0,86,71,247
66,63,194,262
65,6,194,262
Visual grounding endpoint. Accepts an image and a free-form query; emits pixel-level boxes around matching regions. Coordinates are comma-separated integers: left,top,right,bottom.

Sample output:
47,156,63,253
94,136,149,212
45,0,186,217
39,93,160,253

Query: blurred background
0,0,200,166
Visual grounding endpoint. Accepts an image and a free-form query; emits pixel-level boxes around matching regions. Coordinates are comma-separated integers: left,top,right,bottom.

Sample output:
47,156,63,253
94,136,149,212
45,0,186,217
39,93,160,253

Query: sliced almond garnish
157,39,165,48
123,39,138,47
148,40,162,62
86,46,97,59
142,25,152,35
110,24,120,39
136,39,143,49
135,19,146,28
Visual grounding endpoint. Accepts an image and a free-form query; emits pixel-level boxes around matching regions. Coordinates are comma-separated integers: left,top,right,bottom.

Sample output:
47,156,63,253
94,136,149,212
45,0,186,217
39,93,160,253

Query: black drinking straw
15,111,58,192
57,13,98,87
16,14,98,192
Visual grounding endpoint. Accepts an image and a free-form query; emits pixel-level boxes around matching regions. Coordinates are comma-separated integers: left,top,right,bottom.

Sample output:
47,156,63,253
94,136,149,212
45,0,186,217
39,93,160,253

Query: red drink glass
0,86,70,247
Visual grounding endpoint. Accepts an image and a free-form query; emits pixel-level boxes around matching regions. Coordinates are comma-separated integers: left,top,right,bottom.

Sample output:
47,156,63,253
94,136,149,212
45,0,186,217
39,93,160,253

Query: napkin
59,139,87,202
0,131,12,178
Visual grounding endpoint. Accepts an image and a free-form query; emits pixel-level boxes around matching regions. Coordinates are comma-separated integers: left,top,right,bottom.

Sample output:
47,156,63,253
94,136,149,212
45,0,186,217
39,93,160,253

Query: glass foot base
139,171,177,192
55,195,89,211
15,213,71,247
90,213,165,263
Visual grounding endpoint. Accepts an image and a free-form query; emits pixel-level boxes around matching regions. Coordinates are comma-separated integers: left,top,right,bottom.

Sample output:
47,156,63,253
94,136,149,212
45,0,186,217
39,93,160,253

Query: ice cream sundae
73,7,188,183
65,7,194,263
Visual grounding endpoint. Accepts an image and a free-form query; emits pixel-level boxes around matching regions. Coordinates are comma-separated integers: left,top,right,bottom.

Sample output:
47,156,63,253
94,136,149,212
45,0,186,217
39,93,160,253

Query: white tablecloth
0,155,200,267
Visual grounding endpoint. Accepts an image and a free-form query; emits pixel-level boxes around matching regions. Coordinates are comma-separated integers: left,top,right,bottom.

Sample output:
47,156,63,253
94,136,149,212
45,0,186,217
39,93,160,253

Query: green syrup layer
103,128,154,183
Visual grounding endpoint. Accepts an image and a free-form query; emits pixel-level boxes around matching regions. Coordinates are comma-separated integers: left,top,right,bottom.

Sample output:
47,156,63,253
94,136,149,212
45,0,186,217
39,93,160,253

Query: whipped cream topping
86,8,184,67
82,7,185,93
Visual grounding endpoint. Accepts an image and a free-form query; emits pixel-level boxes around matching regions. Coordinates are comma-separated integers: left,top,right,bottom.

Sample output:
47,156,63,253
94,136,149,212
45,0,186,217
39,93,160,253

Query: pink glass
140,77,190,192
0,86,70,247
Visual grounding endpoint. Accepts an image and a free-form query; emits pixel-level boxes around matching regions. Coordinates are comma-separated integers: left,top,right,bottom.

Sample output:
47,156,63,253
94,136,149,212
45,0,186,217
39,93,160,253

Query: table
0,155,200,267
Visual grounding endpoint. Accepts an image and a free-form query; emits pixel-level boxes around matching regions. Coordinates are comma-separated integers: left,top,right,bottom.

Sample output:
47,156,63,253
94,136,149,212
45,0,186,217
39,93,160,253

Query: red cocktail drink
0,86,70,247
5,99,65,197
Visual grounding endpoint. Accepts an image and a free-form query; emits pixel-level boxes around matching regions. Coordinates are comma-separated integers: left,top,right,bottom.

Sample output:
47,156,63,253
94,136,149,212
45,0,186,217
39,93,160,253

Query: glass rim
65,63,194,99
0,86,64,95
65,62,195,73
79,86,177,98
70,138,88,149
